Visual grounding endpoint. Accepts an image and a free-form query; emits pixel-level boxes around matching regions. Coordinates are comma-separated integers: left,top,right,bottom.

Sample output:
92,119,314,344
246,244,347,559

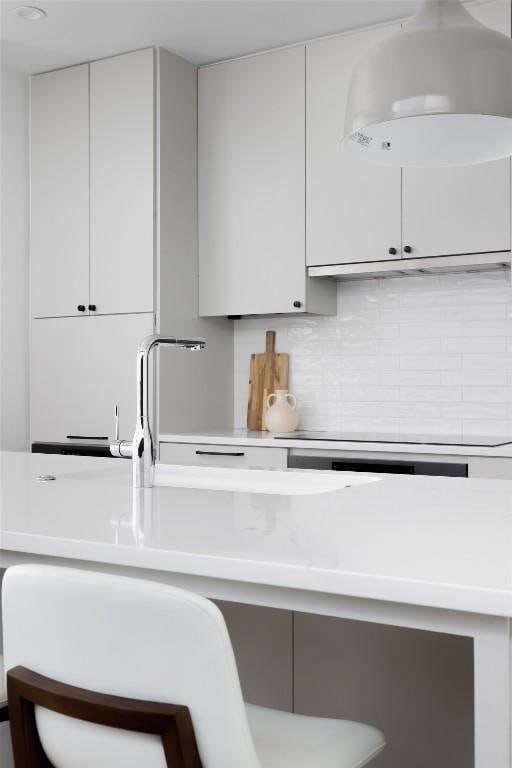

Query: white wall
234,269,512,436
0,58,30,451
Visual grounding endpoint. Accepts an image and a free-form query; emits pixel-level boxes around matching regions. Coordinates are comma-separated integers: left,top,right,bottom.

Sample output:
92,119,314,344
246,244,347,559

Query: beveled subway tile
463,386,512,403
339,402,401,418
463,354,512,369
382,371,442,386
342,355,400,370
396,403,442,419
440,303,506,321
441,337,507,354
442,402,512,420
398,418,462,436
339,417,400,433
399,322,462,339
442,370,508,385
400,386,461,402
463,420,512,436
340,386,399,402
324,370,381,386
381,338,441,354
400,354,461,370
337,322,400,340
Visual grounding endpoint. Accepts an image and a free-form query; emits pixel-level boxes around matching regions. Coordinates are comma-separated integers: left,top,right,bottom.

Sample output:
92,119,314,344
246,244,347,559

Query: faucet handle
110,403,133,458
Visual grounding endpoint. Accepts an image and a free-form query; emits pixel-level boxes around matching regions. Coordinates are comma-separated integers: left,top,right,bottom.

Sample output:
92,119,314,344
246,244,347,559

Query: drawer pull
195,450,245,457
67,435,109,441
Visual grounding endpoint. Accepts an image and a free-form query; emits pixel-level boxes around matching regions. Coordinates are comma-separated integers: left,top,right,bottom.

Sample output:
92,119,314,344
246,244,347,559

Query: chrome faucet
110,334,206,488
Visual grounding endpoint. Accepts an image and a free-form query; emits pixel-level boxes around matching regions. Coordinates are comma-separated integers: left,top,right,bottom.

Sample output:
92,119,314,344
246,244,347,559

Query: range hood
308,251,511,281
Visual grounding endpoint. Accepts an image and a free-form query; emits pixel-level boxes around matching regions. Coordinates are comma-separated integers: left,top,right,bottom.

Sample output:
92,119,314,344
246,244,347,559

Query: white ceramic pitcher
265,390,299,433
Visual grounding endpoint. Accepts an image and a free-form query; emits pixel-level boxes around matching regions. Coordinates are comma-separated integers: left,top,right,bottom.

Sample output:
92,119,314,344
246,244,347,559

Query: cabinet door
90,49,155,315
402,159,511,258
30,313,154,444
30,65,90,318
199,47,306,316
306,25,402,267
402,1,511,260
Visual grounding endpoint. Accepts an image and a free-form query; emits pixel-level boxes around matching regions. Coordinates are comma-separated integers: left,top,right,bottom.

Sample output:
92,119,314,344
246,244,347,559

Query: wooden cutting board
247,331,289,431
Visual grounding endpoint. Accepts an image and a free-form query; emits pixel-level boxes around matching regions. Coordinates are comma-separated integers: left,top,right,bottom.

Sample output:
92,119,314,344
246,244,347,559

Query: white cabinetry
31,313,154,443
30,65,90,318
307,1,511,269
30,48,234,447
401,159,510,259
401,0,511,261
402,0,511,258
31,50,155,319
159,442,287,469
306,24,402,267
198,47,335,317
90,50,154,315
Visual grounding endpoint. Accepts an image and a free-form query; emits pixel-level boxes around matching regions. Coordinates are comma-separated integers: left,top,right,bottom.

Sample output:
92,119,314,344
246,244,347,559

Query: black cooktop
278,432,512,448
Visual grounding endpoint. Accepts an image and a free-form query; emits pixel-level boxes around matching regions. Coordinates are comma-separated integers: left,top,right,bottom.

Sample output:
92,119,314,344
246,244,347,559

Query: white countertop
159,429,512,458
3,451,512,618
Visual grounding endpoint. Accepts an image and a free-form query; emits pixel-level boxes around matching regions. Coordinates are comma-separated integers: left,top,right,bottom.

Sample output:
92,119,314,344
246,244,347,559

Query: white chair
2,565,385,768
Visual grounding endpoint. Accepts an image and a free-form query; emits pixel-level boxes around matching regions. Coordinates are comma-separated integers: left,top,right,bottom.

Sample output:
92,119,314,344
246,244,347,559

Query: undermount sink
154,464,381,495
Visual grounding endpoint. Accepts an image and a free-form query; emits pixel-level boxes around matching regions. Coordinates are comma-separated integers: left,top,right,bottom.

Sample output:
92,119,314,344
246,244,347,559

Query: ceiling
1,0,489,75
1,0,427,73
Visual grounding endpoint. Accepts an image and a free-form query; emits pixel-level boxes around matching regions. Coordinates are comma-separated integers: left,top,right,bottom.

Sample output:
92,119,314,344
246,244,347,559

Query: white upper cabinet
199,47,306,316
306,24,402,267
401,159,511,258
401,0,511,259
198,47,335,316
90,49,155,315
31,65,90,318
31,50,155,319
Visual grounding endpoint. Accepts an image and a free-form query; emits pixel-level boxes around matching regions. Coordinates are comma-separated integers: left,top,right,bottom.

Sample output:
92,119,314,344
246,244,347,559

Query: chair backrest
2,565,261,768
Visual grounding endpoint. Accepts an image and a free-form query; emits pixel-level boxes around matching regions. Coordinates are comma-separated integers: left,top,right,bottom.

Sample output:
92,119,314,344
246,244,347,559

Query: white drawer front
159,443,287,470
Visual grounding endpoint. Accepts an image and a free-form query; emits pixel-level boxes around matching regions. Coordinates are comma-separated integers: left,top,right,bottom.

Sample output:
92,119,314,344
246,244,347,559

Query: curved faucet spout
110,334,207,488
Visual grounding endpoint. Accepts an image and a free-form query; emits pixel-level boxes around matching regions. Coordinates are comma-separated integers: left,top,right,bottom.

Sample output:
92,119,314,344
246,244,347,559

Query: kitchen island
1,450,512,767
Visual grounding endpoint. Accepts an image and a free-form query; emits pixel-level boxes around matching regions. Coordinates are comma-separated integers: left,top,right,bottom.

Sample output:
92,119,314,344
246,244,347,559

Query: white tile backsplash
233,270,512,436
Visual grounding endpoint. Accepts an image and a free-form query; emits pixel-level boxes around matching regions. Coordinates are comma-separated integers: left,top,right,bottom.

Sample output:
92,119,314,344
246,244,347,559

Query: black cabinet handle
293,300,302,308
388,247,397,255
67,435,108,440
195,450,245,457
77,305,86,312
88,304,96,312
404,245,413,254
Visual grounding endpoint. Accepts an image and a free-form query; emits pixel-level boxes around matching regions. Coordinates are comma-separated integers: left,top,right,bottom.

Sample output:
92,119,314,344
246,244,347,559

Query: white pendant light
342,0,512,167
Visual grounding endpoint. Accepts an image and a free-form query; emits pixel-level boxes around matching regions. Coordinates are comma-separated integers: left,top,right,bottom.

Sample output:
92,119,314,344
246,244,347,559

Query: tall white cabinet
30,64,90,319
89,50,155,315
30,48,233,445
198,47,336,317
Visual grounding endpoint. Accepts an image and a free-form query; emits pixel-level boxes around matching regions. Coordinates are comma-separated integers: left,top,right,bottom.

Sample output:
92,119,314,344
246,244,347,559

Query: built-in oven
288,454,468,477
